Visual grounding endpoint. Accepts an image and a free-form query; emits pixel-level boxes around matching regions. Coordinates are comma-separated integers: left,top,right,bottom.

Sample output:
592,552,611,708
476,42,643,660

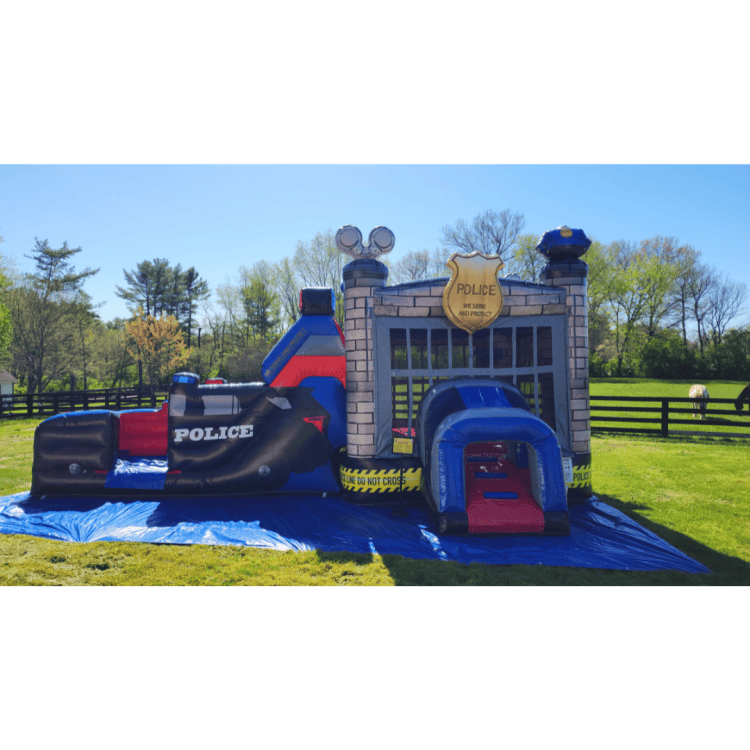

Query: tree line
0,230,346,392
0,212,748,395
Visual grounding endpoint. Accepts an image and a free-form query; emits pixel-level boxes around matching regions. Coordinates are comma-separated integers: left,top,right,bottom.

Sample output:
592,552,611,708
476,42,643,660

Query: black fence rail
0,385,169,419
591,395,750,439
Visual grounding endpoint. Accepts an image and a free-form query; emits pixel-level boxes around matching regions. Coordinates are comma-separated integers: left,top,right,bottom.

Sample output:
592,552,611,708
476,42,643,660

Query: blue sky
1,164,748,326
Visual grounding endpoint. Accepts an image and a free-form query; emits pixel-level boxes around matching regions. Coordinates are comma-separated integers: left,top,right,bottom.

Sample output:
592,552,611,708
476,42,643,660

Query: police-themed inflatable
29,286,572,536
31,288,347,499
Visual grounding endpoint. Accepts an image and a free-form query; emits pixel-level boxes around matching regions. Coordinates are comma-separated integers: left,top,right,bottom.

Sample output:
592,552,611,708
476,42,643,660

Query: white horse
689,384,709,420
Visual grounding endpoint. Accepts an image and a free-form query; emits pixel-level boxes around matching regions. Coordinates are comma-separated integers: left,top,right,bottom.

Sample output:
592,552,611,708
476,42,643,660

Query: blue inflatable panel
456,384,520,411
104,459,168,491
299,377,347,452
280,463,340,493
0,491,709,573
262,316,342,385
38,409,113,424
432,407,568,513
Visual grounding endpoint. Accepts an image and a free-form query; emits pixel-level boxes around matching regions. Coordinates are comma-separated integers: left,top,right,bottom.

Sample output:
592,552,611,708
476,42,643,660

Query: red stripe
270,356,346,388
334,318,345,344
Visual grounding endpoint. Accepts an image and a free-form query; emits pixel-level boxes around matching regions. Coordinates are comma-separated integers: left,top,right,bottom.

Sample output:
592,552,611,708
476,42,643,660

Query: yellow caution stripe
567,463,592,488
341,467,422,493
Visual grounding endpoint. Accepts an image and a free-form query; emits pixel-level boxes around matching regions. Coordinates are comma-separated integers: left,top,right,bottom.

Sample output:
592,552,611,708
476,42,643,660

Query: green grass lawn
1,404,749,585
590,378,750,437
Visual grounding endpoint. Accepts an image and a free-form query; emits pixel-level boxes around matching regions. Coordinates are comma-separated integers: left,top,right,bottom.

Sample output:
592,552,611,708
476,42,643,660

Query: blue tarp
0,491,710,573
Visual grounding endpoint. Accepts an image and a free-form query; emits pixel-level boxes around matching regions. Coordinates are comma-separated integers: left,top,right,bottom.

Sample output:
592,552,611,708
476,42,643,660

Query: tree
665,244,701,349
26,238,98,299
195,298,231,378
116,259,210,344
148,258,174,317
115,258,176,315
640,328,696,379
508,233,547,282
0,291,11,364
70,291,101,390
704,272,747,345
116,260,158,316
240,261,280,341
7,239,99,394
214,280,247,348
205,261,281,364
274,256,300,327
222,341,273,382
91,319,135,388
293,230,346,321
584,240,617,357
706,328,750,380
685,263,715,355
583,236,706,376
180,266,210,347
603,241,656,376
124,309,188,386
440,208,526,262
0,242,12,362
388,248,447,285
636,236,693,339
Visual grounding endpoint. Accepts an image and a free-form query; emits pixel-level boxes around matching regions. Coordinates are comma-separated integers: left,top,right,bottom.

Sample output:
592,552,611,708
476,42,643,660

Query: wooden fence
591,395,750,439
0,385,169,419
4,387,749,440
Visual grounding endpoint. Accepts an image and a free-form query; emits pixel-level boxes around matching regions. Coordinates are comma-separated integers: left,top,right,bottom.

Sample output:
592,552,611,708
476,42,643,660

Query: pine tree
8,238,99,394
180,267,210,347
117,259,209,344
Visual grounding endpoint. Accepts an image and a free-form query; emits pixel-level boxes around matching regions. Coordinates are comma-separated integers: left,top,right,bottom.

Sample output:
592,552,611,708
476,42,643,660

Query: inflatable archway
416,379,569,534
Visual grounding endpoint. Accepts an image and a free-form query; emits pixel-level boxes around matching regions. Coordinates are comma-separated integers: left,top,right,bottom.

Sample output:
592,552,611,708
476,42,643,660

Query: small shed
0,369,17,401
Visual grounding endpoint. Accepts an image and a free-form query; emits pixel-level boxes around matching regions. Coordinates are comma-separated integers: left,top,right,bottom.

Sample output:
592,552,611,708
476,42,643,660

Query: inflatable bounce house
29,224,594,537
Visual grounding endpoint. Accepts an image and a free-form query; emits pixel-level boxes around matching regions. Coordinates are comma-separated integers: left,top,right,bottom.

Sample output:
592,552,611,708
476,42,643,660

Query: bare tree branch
440,209,525,261
705,272,748,344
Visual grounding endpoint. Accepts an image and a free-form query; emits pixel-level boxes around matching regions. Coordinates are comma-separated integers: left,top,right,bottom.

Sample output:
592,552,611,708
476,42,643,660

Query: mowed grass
590,378,750,436
1,409,749,585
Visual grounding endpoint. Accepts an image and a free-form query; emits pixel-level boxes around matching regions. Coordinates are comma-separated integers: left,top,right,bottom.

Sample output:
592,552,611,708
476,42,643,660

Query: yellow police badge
442,252,505,334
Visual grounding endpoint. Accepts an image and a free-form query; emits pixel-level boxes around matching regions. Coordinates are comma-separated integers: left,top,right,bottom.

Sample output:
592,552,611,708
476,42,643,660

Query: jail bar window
385,320,563,436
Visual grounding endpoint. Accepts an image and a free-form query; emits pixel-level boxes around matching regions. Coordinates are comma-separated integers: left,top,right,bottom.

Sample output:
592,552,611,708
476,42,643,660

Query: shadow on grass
701,416,749,425
589,493,750,586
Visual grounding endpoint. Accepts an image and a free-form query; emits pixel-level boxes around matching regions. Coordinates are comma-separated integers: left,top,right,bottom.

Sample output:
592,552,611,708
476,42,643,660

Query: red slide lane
464,442,544,533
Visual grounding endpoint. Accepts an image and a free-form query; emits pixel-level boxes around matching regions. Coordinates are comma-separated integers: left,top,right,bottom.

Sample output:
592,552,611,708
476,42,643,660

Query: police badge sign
442,252,505,333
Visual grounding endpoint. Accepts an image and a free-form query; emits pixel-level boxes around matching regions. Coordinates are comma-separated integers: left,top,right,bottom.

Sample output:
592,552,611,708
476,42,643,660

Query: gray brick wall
540,276,590,454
